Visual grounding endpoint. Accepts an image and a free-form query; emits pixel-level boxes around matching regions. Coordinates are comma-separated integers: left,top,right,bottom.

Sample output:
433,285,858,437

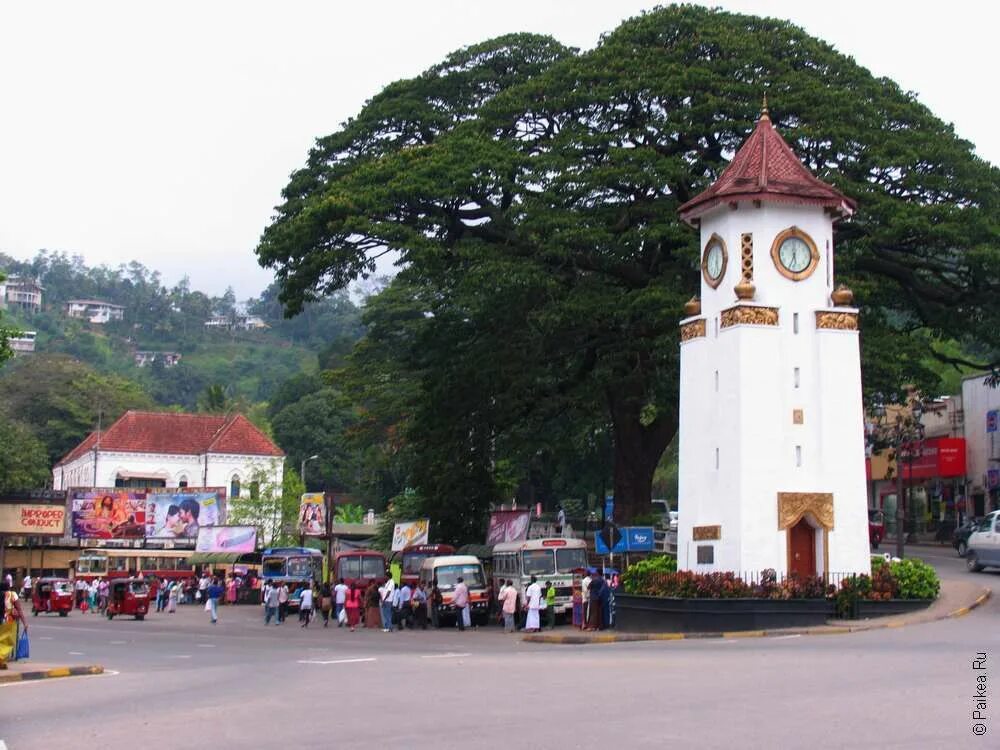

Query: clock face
778,236,812,273
706,243,724,280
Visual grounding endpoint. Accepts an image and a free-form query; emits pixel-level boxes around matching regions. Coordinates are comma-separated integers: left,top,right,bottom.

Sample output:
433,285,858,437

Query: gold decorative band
692,524,721,541
777,492,834,531
720,305,778,328
815,311,858,330
680,319,706,341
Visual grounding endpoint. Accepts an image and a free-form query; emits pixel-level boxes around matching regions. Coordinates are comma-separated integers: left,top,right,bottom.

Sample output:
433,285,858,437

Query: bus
418,555,489,626
332,550,388,589
398,544,455,587
261,547,324,608
491,538,588,619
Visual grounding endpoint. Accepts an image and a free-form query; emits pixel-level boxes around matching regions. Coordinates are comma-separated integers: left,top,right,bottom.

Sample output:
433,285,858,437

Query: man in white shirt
21,573,32,598
298,584,314,628
452,577,470,632
278,583,290,623
524,575,542,632
581,571,593,626
379,578,396,632
333,578,349,627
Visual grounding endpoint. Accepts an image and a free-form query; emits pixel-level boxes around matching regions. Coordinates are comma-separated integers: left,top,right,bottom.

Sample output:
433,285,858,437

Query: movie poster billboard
146,488,226,539
298,493,326,536
486,510,531,545
70,490,148,539
391,519,430,552
195,525,257,553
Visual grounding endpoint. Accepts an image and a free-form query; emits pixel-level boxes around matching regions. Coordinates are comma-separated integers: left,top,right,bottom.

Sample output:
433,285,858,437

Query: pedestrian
524,575,542,633
75,577,88,609
600,574,612,630
364,581,381,629
155,579,166,612
378,577,396,632
397,581,412,630
277,582,290,623
334,578,349,627
21,572,32,600
346,586,361,632
0,580,29,670
167,581,179,613
581,569,593,627
98,578,109,614
430,582,443,629
299,582,314,627
572,581,583,629
556,505,566,536
263,582,280,625
411,582,428,630
206,577,224,624
544,581,557,629
226,576,238,606
88,580,99,613
499,579,518,633
319,582,333,628
453,576,470,632
197,573,210,604
586,574,604,631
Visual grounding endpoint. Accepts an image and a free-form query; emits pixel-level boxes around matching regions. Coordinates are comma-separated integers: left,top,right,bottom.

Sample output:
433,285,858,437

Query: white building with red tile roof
52,410,284,500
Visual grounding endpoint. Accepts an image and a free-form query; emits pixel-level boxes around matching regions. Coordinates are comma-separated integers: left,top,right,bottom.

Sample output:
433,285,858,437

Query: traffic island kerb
523,586,992,645
0,665,105,684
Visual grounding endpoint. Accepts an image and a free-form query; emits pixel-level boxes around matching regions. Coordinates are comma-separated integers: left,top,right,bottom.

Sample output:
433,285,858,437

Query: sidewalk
0,661,104,684
523,578,991,645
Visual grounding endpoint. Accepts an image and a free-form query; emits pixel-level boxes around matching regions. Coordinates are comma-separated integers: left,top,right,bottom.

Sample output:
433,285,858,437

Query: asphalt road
2,548,997,750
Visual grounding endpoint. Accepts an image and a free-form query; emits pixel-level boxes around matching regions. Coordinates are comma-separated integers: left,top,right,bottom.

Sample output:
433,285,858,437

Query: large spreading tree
258,7,999,531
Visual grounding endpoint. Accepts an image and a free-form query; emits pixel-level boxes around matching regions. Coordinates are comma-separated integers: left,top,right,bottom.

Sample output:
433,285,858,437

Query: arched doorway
788,518,816,577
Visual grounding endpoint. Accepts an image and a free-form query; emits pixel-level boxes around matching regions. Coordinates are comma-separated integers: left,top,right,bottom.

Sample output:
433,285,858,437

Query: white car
966,510,1000,572
668,511,679,532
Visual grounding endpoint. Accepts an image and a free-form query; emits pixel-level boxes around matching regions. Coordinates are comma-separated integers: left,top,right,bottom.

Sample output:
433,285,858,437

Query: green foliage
199,383,231,413
889,558,940,600
621,555,677,594
227,467,304,548
0,415,51,492
333,503,365,524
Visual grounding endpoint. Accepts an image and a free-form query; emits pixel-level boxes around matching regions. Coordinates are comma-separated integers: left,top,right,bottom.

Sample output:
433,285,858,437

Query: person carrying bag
0,580,29,669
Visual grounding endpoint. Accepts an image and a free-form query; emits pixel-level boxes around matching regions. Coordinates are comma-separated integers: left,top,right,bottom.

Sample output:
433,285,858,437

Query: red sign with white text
900,437,966,480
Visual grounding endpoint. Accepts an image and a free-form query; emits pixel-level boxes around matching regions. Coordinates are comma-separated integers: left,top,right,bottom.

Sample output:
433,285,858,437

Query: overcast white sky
1,1,995,299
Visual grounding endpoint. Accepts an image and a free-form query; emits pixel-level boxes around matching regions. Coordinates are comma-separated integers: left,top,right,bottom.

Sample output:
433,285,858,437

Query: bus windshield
402,552,431,575
521,550,554,576
435,564,485,590
362,556,385,579
286,557,316,579
556,547,588,572
262,557,286,577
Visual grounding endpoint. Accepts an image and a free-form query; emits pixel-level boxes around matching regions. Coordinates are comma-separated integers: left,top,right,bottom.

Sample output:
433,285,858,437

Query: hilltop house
52,410,285,500
133,350,181,368
0,276,43,313
64,299,125,324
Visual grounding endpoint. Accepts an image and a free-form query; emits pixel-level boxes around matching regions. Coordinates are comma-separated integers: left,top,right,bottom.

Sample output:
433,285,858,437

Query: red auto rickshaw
106,578,150,620
32,577,74,617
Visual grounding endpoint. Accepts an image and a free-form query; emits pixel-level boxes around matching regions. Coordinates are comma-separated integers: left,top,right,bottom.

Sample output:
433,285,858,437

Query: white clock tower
675,103,871,578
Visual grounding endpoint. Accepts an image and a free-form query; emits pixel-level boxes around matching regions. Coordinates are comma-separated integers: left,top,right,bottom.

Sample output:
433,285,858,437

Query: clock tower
675,103,870,578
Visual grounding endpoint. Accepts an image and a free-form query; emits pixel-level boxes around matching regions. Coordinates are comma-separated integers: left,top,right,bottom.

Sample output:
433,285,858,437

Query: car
668,511,679,532
953,518,983,558
965,511,1000,573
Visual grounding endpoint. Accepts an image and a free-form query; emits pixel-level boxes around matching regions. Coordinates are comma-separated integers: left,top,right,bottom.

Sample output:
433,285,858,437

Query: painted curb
0,665,104,684
523,587,992,645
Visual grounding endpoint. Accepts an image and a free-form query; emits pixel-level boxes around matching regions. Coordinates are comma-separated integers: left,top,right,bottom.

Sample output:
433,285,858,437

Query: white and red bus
491,537,588,618
397,544,455,587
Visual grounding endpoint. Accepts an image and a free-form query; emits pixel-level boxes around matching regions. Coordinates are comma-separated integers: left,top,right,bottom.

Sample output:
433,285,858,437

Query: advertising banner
0,504,67,536
625,526,655,552
195,525,257,553
486,510,531,545
988,410,998,433
146,489,226,539
391,519,430,552
70,490,148,539
298,493,327,536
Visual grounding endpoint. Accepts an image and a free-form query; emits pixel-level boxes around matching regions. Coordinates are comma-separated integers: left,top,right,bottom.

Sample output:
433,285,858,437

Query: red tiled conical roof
678,107,856,225
55,410,284,466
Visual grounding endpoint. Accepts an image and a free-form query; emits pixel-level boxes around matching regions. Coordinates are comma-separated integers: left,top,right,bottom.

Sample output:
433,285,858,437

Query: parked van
418,555,490,626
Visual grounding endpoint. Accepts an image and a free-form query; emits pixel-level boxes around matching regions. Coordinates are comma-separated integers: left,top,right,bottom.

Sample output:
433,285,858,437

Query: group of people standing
575,569,612,631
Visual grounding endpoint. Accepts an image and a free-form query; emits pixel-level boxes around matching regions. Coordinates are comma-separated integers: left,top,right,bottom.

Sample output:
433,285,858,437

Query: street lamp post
301,454,319,491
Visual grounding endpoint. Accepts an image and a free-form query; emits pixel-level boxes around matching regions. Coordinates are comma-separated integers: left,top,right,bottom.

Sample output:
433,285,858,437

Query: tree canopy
260,7,997,529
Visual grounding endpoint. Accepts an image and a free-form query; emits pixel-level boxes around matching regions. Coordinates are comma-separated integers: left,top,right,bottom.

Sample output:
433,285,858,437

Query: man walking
524,575,542,633
499,579,518,633
299,582,314,628
263,582,280,625
206,577,224,624
452,576,470,632
277,583,290,623
333,578,349,627
544,581,557,629
379,577,396,632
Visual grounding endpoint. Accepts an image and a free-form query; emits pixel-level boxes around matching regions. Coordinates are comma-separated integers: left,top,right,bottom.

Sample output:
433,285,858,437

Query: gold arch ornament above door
777,492,833,577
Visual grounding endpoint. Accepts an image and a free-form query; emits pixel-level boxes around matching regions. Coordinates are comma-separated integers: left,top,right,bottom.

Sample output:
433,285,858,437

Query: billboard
69,487,225,539
70,490,148,539
486,510,531,545
146,489,226,539
391,519,430,552
0,503,67,536
298,493,327,536
195,525,257,553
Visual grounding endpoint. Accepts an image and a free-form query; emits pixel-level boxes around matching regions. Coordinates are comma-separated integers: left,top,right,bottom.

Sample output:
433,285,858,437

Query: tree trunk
607,387,677,524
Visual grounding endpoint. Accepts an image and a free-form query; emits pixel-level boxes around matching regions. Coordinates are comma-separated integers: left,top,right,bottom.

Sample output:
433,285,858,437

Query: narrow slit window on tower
794,367,800,389
715,447,720,470
793,312,800,334
714,317,719,337
714,370,719,392
795,445,802,467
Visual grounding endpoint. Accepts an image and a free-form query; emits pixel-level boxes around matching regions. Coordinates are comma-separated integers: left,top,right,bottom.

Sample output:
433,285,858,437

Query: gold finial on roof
760,92,770,120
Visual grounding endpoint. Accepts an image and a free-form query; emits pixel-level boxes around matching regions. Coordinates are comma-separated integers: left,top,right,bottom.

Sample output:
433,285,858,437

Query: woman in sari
167,581,179,613
226,577,238,605
363,581,380,629
345,586,361,631
0,580,28,669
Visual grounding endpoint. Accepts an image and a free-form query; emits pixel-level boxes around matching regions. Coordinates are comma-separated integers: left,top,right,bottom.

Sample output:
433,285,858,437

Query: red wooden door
789,519,816,577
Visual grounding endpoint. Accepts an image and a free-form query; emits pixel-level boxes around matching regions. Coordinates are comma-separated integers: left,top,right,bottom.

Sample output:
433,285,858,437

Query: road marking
772,635,802,641
420,652,471,659
68,651,86,655
196,644,216,648
110,640,128,645
38,636,54,641
297,658,377,665
167,655,193,659
1,739,7,749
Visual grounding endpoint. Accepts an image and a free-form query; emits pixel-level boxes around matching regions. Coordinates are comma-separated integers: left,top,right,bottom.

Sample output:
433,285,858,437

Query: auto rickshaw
32,577,74,617
106,578,150,620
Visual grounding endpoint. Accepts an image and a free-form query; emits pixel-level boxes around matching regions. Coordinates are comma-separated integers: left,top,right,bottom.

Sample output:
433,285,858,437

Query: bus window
362,556,385,579
435,564,485,590
521,550,555,576
287,557,315,579
262,557,287,577
402,553,430,576
556,547,588,572
339,557,361,580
